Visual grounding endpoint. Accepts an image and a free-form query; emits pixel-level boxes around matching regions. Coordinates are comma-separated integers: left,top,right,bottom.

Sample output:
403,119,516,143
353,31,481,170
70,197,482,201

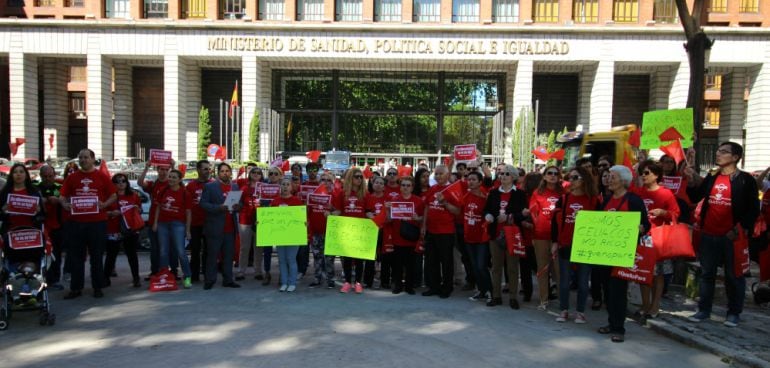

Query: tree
512,106,536,170
675,0,713,170
249,110,260,162
232,134,241,163
197,106,212,160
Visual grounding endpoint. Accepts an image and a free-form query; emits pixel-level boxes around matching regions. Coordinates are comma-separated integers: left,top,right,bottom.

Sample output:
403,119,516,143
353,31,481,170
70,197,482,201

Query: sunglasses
250,171,262,175
499,172,513,177
598,163,609,168
354,175,364,179
641,171,653,176
545,171,559,176
308,168,319,172
113,180,127,184
717,149,733,155
268,172,280,176
568,175,581,181
400,183,413,187
387,172,397,176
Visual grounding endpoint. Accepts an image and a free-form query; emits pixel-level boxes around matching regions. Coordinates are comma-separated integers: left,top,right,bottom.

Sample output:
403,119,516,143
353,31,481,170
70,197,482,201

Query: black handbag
399,221,421,241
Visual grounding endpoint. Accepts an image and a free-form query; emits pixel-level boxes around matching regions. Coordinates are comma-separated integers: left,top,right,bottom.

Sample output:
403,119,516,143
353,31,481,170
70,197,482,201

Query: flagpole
219,99,223,147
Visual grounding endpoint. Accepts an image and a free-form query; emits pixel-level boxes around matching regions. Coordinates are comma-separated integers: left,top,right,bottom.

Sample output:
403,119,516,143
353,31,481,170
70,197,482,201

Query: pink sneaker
556,310,569,323
354,282,364,294
574,313,587,324
340,282,352,293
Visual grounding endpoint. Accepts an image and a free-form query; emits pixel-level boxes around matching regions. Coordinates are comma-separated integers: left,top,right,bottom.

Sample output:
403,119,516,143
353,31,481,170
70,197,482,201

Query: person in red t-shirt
383,167,401,202
551,167,600,324
186,160,214,283
422,165,457,298
152,169,192,289
270,177,305,292
103,173,143,288
386,175,424,295
138,160,171,277
36,165,64,289
308,172,337,289
332,168,368,294
0,164,45,263
236,166,264,281
60,149,117,299
364,176,389,289
530,165,564,309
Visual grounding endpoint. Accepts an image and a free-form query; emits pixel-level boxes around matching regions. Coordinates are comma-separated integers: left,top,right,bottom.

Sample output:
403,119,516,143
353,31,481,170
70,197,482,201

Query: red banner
260,184,280,200
307,193,331,207
70,196,99,215
6,194,39,215
8,228,44,250
390,202,415,220
611,243,656,285
299,185,319,202
453,144,477,162
149,149,173,167
661,176,683,194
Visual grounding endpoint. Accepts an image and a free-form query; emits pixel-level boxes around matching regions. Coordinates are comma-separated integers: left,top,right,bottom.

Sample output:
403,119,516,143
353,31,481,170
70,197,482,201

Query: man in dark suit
199,162,241,290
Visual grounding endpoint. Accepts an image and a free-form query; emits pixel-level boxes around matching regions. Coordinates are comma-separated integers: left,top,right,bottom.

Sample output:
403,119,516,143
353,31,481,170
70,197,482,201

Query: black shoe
261,273,272,286
111,271,118,277
223,282,241,288
591,300,603,311
132,278,141,288
392,287,403,294
254,274,264,280
93,289,104,298
309,280,322,288
509,299,520,310
439,292,451,299
235,275,245,281
203,282,214,290
63,290,82,300
406,288,416,295
486,297,503,306
523,294,532,302
327,281,335,289
103,278,111,288
381,282,391,289
422,289,439,297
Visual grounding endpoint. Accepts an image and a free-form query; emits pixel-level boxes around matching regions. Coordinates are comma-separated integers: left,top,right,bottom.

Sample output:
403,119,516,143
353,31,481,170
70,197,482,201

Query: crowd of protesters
1,141,767,344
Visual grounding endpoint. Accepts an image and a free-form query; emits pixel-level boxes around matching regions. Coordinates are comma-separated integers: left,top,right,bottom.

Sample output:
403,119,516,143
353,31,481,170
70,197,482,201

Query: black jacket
691,170,759,234
483,186,526,238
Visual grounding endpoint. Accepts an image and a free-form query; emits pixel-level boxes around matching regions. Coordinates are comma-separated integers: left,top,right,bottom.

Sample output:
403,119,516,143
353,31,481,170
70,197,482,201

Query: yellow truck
556,124,639,168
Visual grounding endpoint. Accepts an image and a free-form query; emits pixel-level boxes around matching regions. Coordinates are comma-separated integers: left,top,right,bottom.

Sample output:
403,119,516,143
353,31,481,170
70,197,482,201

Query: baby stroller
0,226,56,330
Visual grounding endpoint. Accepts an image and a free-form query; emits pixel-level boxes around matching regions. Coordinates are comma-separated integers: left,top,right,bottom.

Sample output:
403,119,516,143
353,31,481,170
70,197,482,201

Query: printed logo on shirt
77,178,94,196
464,202,481,225
643,198,654,212
374,202,384,215
709,183,731,206
566,202,584,224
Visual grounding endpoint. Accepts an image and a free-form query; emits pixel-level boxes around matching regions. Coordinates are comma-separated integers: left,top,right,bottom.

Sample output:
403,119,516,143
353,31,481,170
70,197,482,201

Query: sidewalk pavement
643,271,770,368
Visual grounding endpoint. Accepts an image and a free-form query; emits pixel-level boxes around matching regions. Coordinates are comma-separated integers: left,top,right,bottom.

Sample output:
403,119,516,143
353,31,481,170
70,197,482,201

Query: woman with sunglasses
552,167,601,323
152,169,193,289
386,175,424,294
365,175,390,289
332,168,368,293
634,160,680,323
259,167,283,285
308,172,337,288
384,168,401,202
530,165,564,310
103,173,142,287
236,167,264,281
271,177,304,292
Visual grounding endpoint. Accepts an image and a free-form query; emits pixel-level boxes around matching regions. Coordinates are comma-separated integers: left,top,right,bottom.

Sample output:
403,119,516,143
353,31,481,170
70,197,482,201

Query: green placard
640,108,694,149
256,206,307,247
570,211,641,267
324,215,379,261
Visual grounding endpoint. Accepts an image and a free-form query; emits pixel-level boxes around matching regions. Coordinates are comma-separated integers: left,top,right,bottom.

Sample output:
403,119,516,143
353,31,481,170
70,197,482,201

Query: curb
646,318,770,368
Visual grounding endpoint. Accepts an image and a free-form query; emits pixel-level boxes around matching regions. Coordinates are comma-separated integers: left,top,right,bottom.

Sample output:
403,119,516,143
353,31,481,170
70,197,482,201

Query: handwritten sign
8,228,44,249
570,211,641,267
324,215,379,260
70,196,99,215
149,149,173,167
6,194,39,215
641,108,694,149
256,206,307,247
454,144,477,162
661,176,683,195
390,202,414,220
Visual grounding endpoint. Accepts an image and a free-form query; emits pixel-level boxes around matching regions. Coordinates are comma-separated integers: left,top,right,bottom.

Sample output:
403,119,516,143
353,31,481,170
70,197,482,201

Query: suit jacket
199,180,239,239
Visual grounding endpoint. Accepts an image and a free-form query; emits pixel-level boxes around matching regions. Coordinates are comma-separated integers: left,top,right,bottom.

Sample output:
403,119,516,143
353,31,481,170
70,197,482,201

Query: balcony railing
739,0,759,12
222,0,245,19
145,0,169,18
36,0,56,6
106,0,132,18
65,0,84,6
182,0,207,18
708,0,727,12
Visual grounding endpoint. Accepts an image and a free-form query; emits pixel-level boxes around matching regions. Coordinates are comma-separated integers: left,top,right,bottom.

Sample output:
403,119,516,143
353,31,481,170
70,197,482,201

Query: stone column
86,53,113,159
668,61,689,109
163,54,187,160
185,62,202,162
745,63,770,171
717,69,747,145
42,61,68,159
9,51,39,159
113,60,134,158
586,60,614,132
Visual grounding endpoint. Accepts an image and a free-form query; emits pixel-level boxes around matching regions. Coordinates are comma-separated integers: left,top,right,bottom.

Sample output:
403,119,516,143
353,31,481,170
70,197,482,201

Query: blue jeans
698,233,746,316
277,246,299,286
558,252,591,312
157,221,191,278
466,243,492,294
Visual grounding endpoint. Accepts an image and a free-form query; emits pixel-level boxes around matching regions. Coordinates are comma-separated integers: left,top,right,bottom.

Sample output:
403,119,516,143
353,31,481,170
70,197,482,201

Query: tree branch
675,0,697,38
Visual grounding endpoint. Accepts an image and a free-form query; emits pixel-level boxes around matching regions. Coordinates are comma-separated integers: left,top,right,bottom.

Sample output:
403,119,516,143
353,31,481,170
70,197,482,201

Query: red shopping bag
503,225,526,258
734,226,750,278
650,221,694,260
120,205,145,232
611,242,656,285
149,268,178,292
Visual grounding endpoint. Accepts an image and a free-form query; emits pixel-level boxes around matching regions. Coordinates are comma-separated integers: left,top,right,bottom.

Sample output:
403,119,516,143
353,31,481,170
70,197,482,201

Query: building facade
0,0,768,170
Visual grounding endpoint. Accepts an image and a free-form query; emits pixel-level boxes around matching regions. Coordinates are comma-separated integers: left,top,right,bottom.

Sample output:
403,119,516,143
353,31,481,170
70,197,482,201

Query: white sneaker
574,313,587,324
556,310,569,322
279,284,288,292
286,285,296,292
537,302,548,311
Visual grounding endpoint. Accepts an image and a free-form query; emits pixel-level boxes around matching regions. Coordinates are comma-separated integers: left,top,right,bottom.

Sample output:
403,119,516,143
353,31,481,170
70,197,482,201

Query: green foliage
249,110,259,161
232,134,241,163
546,130,557,166
512,106,536,170
197,106,212,160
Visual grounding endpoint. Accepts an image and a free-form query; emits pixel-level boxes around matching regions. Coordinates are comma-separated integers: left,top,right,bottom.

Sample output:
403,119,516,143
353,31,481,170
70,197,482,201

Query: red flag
229,81,239,119
215,146,227,161
372,210,388,229
622,150,634,171
442,156,453,167
9,142,18,156
629,128,641,148
440,181,465,207
362,164,373,179
306,150,322,163
281,160,290,172
15,137,26,146
313,184,329,195
99,159,111,181
48,134,55,150
660,139,686,166
237,166,245,179
397,165,412,177
550,149,565,161
178,164,187,174
532,146,550,161
659,127,684,142
270,157,283,168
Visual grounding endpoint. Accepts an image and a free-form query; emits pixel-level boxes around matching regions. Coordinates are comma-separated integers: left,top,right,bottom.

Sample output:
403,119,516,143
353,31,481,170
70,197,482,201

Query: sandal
611,334,625,343
597,326,612,334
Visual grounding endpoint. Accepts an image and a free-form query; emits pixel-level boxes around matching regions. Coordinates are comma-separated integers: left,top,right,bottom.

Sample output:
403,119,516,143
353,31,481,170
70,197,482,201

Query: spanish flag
229,81,239,119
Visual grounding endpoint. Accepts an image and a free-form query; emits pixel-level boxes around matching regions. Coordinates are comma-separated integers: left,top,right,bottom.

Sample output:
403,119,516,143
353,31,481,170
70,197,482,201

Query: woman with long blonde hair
332,168,368,293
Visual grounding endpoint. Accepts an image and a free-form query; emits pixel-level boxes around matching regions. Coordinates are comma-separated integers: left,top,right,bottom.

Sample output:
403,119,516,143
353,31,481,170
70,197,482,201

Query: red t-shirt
220,182,235,233
333,191,367,218
762,189,770,228
61,170,116,222
239,183,260,225
424,184,456,234
390,194,425,247
703,174,734,236
7,188,35,228
185,179,212,227
556,194,599,247
384,185,401,202
107,192,142,234
462,191,489,244
157,186,190,224
307,193,332,235
605,195,630,212
637,186,680,227
531,188,561,240
272,195,304,207
365,193,388,217
143,180,169,226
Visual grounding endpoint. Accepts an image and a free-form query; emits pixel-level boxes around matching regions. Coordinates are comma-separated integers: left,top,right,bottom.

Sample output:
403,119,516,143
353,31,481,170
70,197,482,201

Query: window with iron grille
739,0,758,12
36,0,56,6
65,0,85,6
144,0,168,18
453,0,479,22
705,104,720,128
106,0,131,18
705,74,722,90
533,0,559,22
613,0,638,22
259,0,285,19
222,0,246,18
572,0,598,23
653,0,677,23
413,0,440,22
336,0,362,21
298,0,324,20
708,0,727,12
492,0,518,22
181,0,207,18
375,0,401,21
70,92,87,119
